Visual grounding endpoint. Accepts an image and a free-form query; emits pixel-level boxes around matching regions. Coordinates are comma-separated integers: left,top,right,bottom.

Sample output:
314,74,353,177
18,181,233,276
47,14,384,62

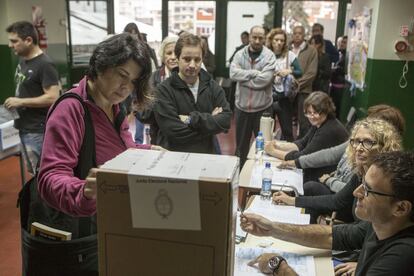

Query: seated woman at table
265,91,348,182
273,118,402,224
277,104,405,197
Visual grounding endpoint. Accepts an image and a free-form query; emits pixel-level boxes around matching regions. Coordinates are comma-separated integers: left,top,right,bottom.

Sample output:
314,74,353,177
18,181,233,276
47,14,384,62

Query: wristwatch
268,256,286,274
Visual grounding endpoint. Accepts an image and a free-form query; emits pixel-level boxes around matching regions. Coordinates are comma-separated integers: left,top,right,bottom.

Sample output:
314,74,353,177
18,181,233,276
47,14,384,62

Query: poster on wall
347,7,372,90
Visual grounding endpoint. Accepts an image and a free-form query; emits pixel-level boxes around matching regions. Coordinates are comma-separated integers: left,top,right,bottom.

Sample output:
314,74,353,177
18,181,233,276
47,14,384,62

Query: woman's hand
272,191,295,206
319,174,330,184
84,168,98,200
264,140,277,155
334,262,357,276
277,69,292,78
278,160,296,169
151,145,167,151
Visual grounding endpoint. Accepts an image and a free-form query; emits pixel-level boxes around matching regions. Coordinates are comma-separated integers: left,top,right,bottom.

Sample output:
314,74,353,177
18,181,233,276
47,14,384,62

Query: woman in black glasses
273,117,402,224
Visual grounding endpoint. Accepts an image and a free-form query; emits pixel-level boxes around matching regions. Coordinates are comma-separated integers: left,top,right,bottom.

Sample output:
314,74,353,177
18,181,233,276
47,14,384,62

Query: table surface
237,195,334,276
0,144,20,160
240,234,334,275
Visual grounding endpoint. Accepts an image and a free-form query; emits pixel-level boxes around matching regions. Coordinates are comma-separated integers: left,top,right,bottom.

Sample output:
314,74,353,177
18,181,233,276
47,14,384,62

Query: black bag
18,92,98,276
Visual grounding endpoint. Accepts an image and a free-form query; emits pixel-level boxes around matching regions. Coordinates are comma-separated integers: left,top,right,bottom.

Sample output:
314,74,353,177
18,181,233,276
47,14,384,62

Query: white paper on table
234,247,316,276
250,164,304,195
244,197,310,225
127,175,201,230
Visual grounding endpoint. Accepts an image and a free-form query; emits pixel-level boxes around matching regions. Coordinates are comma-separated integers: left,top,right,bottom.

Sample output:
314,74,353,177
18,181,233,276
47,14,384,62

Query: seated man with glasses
265,91,348,182
273,118,402,224
241,151,414,276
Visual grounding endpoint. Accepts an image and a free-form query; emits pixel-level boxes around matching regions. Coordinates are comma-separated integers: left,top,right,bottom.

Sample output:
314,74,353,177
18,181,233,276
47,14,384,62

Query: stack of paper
234,246,316,276
244,197,310,225
250,164,304,195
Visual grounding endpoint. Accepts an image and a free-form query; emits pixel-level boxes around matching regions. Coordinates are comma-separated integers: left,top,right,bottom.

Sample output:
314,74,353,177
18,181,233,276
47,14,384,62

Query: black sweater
286,116,349,181
296,174,360,223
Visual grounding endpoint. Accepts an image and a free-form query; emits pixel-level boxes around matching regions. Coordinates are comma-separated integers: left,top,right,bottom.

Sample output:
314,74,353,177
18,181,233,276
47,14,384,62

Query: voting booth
97,149,239,276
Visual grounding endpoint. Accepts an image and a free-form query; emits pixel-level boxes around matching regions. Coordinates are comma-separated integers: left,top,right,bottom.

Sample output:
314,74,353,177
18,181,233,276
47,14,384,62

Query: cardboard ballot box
0,120,20,151
97,149,239,276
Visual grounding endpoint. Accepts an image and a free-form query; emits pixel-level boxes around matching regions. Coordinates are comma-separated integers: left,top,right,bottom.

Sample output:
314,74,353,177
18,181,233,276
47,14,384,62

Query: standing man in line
154,34,231,154
312,23,339,64
230,25,276,168
290,25,318,138
4,21,60,173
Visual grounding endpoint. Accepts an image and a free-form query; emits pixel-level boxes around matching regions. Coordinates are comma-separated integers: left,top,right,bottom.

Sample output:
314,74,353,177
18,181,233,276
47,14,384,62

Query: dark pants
275,96,294,142
304,180,333,196
303,181,354,224
296,93,310,139
235,107,266,169
330,84,345,118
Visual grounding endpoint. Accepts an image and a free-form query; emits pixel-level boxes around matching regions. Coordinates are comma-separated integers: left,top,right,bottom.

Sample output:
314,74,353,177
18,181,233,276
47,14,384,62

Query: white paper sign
128,175,201,230
0,121,20,150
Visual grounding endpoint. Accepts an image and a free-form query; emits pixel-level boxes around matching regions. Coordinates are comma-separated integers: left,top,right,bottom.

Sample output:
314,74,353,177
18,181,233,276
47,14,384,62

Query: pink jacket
37,76,150,216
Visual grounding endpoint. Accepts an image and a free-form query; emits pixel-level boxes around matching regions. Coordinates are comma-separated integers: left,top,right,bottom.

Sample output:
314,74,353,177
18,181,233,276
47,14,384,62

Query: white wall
226,1,270,64
2,0,66,44
373,0,414,60
351,0,414,60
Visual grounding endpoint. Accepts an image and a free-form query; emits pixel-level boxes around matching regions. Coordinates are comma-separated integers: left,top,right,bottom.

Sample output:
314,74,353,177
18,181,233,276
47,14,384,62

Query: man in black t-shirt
4,21,60,173
241,151,414,276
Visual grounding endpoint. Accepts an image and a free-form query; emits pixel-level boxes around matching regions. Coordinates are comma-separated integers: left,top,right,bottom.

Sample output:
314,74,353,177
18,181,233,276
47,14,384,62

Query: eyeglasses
361,180,395,198
304,111,320,118
349,139,377,150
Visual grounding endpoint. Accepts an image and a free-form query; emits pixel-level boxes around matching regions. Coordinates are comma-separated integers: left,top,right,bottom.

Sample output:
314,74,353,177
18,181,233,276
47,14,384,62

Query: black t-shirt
14,53,59,132
333,221,414,275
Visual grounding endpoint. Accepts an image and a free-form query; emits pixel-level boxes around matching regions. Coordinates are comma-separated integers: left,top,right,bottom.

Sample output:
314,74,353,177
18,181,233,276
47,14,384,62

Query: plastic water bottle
256,131,264,153
260,162,273,200
255,131,265,163
143,125,151,145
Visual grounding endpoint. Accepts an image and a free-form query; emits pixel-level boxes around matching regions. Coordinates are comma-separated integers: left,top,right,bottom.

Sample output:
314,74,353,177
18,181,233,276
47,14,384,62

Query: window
68,0,108,65
282,1,339,41
114,0,162,60
168,1,216,37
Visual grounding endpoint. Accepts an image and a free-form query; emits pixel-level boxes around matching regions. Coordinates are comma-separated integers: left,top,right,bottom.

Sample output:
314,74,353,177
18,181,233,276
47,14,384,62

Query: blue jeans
135,118,144,144
20,132,44,174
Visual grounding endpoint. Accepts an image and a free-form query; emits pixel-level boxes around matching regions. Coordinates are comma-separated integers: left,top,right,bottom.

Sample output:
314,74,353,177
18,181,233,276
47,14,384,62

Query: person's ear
393,200,412,218
24,36,33,46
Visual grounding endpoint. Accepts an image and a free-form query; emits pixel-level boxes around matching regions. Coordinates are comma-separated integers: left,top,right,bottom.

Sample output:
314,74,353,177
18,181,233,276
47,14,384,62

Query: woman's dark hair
266,28,288,57
123,22,142,40
87,33,153,107
367,104,406,136
303,91,336,117
6,21,38,45
174,33,204,59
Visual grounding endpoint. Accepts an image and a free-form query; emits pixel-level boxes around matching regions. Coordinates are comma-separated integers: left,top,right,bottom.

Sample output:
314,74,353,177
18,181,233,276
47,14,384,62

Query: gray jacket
297,142,352,193
297,142,348,168
325,153,355,193
229,46,276,112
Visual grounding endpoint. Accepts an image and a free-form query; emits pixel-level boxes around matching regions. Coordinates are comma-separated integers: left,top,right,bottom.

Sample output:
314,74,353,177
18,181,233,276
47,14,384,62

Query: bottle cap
258,131,263,136
265,162,271,168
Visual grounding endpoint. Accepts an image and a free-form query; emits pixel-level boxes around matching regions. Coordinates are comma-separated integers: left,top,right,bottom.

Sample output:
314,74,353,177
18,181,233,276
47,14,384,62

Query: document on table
250,164,304,195
244,197,310,225
234,247,316,276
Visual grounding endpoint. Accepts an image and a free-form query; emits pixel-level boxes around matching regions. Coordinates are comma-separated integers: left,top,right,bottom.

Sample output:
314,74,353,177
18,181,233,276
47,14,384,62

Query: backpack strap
46,92,97,237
